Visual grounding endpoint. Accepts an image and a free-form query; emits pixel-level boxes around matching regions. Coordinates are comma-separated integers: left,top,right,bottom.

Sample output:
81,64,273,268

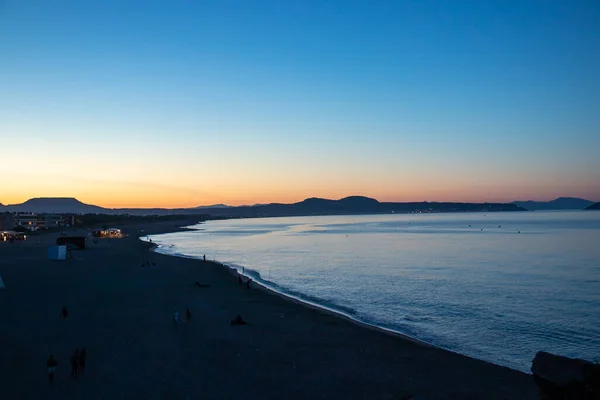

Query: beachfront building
1,212,76,232
39,214,75,229
0,212,15,231
15,212,38,231
63,214,76,227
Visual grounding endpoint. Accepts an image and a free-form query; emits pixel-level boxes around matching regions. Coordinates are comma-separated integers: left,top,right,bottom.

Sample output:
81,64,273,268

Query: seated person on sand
230,315,248,326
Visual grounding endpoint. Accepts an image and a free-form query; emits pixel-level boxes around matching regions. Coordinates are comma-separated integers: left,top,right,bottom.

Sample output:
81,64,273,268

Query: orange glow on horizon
3,169,599,209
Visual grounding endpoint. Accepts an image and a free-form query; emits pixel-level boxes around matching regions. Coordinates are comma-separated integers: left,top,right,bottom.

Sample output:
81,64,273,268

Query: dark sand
0,219,538,399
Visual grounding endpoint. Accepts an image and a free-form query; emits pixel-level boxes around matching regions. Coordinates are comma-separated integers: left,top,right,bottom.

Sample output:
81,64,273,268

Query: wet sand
0,219,537,399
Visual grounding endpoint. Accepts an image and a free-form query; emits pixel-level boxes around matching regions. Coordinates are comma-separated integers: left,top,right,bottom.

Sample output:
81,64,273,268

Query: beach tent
48,245,67,260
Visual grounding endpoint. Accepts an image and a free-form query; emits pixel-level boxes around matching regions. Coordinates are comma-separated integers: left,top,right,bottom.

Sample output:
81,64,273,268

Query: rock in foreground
531,351,600,399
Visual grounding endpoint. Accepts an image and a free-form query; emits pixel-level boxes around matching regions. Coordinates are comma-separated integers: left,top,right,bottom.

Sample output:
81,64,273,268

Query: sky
1,0,599,208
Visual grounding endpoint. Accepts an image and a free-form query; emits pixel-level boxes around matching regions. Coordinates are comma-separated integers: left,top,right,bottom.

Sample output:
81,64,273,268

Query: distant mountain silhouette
585,202,600,210
194,196,524,217
511,197,594,211
2,196,525,216
194,204,232,209
4,197,106,214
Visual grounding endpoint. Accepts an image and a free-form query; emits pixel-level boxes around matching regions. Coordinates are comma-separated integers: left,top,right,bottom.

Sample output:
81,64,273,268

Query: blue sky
1,0,599,207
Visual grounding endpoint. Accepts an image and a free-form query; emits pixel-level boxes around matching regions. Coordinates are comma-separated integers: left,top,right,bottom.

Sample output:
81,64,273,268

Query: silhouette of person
230,315,248,326
47,354,58,384
78,347,86,375
70,349,79,378
60,306,68,318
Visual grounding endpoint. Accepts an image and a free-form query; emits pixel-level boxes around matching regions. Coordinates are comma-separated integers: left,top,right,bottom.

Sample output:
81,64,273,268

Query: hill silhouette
3,197,106,214
194,204,232,209
195,196,523,217
511,197,593,211
585,202,600,210
1,196,525,216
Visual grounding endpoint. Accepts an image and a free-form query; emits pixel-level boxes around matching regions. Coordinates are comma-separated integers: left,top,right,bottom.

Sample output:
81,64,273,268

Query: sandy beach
0,219,538,399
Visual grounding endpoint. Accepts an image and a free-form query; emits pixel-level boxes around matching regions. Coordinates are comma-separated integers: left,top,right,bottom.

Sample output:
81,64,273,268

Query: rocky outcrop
531,351,600,399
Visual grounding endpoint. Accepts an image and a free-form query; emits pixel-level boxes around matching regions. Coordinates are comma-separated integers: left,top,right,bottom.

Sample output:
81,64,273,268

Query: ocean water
147,211,600,372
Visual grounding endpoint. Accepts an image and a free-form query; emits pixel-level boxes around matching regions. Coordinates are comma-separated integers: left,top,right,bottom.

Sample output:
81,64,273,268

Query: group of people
47,306,87,384
140,260,156,267
70,348,87,378
46,348,86,384
173,307,193,325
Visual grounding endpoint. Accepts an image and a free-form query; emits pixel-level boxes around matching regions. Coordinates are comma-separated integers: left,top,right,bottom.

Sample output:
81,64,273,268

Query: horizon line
1,195,597,209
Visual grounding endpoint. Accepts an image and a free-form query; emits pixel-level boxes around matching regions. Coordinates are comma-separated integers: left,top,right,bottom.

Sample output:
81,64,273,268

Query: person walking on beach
203,254,206,262
78,347,86,375
70,349,79,378
46,354,58,384
186,307,192,322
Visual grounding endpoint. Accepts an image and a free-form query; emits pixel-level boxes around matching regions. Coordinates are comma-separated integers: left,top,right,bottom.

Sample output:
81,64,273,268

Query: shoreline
143,210,600,374
146,223,535,374
147,237,439,351
135,220,545,376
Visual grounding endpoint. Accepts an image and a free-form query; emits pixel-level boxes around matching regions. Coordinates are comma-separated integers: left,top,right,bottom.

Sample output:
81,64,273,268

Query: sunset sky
1,1,599,208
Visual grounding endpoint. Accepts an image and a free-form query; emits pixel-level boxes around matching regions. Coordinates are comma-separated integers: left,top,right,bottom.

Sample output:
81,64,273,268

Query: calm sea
147,211,600,372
